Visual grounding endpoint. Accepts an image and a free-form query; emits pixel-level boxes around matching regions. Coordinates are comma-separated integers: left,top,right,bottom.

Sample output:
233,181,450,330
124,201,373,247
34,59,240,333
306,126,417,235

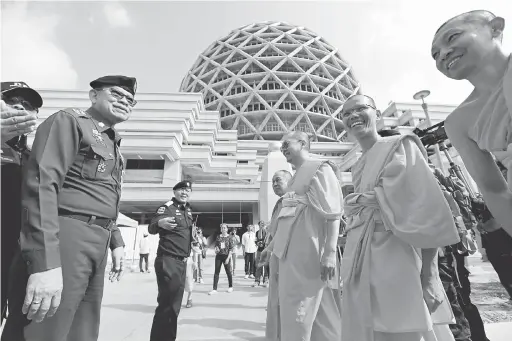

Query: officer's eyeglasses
1,95,39,113
340,104,375,118
96,88,137,107
176,188,191,194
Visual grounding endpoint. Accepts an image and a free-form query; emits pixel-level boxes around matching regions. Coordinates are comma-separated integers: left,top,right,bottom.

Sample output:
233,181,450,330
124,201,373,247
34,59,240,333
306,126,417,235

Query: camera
413,121,448,147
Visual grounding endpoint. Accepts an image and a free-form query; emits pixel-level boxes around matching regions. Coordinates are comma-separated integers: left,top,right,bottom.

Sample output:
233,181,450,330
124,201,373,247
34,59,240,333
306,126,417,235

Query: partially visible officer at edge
149,180,195,341
1,81,42,324
1,75,138,341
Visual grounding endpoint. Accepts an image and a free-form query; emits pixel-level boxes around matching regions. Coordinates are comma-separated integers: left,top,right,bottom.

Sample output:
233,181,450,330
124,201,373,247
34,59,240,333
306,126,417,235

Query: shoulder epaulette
62,108,89,118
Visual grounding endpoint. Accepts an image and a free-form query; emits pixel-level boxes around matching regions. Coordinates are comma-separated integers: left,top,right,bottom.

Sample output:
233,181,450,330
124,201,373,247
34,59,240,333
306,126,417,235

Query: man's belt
59,210,116,230
167,254,188,262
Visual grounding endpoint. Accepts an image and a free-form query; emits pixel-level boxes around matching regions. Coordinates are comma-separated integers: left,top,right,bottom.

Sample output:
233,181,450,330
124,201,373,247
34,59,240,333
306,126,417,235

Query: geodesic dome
180,21,361,141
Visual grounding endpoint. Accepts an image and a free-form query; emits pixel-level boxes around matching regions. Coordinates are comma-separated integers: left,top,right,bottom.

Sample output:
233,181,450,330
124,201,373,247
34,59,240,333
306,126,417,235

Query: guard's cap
90,75,137,96
1,81,43,108
173,180,192,191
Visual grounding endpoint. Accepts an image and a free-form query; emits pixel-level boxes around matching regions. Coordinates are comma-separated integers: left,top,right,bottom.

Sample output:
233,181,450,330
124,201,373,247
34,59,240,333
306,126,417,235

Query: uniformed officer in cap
149,180,195,341
2,75,137,341
1,81,42,323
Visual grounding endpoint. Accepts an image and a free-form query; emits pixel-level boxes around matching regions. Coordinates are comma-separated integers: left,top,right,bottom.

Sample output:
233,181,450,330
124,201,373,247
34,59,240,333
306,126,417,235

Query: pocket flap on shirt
90,145,114,161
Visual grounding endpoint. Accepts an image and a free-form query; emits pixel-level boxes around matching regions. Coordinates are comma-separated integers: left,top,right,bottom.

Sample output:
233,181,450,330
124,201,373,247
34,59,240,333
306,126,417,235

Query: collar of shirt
85,107,122,145
172,197,190,210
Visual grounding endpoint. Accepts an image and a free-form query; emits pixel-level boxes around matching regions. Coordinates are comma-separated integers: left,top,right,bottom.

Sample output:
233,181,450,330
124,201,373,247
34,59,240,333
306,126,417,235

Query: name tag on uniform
220,242,226,249
188,212,192,216
176,212,182,216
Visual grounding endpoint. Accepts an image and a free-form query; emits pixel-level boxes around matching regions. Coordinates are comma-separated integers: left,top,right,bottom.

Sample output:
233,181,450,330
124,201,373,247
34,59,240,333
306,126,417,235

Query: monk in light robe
260,131,342,341
263,169,292,341
431,10,512,236
340,95,460,341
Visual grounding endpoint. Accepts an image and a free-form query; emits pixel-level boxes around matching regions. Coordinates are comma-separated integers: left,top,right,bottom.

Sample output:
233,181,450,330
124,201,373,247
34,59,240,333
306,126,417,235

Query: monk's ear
490,17,505,41
375,109,382,119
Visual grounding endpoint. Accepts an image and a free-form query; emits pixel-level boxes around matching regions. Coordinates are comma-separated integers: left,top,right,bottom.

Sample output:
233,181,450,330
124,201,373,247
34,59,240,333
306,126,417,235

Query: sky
1,0,511,109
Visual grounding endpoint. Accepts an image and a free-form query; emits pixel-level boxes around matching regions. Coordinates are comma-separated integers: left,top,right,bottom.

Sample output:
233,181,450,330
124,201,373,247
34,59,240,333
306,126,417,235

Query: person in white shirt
139,233,151,273
185,243,200,308
229,227,241,276
194,227,208,284
241,224,257,279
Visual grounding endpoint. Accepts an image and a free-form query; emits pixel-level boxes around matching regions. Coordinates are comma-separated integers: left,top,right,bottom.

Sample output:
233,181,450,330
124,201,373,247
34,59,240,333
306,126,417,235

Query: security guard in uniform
2,75,137,341
1,81,42,323
149,180,195,341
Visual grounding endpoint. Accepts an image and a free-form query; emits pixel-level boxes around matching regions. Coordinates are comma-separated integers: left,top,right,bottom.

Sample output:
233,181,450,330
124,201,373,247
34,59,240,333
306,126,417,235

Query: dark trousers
453,252,490,341
2,216,110,341
482,228,512,299
213,254,233,290
254,250,269,283
140,253,149,271
150,255,186,341
1,163,22,323
244,252,255,276
439,253,472,341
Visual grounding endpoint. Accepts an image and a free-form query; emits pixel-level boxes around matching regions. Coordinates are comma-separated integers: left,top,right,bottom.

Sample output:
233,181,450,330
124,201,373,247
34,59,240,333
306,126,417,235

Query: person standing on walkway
2,76,134,341
260,169,292,341
139,233,151,273
229,227,240,276
148,180,194,341
184,243,200,308
1,81,42,324
209,223,234,295
260,131,343,341
241,224,257,279
194,227,207,284
253,221,268,287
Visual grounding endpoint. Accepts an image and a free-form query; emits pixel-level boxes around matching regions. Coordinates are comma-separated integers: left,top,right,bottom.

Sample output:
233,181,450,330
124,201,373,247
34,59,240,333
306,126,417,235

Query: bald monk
260,131,342,341
340,94,460,341
431,10,512,237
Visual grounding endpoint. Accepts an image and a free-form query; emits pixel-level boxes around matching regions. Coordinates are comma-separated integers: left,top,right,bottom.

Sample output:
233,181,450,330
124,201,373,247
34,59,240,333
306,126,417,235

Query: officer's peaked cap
90,75,137,96
173,180,192,191
1,81,43,108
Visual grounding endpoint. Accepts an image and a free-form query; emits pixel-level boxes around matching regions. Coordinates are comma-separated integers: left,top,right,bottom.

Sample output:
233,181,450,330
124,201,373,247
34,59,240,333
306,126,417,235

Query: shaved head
436,10,497,35
344,94,376,109
284,131,312,150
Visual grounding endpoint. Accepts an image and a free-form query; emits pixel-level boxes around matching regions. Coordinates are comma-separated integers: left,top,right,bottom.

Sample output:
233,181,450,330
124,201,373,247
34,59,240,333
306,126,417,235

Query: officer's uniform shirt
148,198,194,259
21,107,125,275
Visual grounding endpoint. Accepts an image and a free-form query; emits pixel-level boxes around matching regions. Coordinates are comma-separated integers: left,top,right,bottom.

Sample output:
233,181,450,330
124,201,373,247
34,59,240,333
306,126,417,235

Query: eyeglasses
280,139,302,151
176,188,191,193
1,95,39,113
341,104,375,118
97,88,137,107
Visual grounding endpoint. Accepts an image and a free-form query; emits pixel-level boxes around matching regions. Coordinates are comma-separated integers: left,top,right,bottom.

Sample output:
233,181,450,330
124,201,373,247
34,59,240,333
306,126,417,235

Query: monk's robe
265,197,283,341
462,55,512,184
272,160,343,341
341,135,460,341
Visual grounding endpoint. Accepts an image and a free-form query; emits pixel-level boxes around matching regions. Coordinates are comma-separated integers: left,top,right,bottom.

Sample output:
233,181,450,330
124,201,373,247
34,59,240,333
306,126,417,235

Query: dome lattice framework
180,21,361,141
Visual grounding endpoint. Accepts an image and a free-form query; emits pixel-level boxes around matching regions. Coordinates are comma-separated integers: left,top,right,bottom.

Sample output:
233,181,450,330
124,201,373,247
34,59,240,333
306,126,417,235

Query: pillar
163,159,181,186
258,142,292,223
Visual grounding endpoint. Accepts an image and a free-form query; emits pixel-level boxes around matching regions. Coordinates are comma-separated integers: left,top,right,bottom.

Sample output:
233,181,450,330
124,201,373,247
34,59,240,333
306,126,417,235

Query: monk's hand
258,248,271,267
109,246,125,282
320,249,336,282
158,217,177,231
23,267,63,323
421,273,444,314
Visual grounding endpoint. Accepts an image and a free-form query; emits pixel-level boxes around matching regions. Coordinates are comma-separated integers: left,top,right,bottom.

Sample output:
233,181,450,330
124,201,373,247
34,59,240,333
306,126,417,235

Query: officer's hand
158,217,177,231
23,267,63,323
1,100,38,144
109,247,125,282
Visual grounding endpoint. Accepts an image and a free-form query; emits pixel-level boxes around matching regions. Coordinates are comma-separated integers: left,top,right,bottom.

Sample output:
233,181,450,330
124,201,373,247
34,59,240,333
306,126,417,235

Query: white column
162,159,181,186
258,142,293,223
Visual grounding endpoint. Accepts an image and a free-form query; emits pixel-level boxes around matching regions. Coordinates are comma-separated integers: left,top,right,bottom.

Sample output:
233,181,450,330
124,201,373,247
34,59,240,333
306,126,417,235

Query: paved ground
96,254,511,341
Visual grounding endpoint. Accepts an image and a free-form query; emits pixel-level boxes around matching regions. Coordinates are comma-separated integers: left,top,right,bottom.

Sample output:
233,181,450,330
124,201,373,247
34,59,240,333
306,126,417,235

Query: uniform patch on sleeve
156,206,166,214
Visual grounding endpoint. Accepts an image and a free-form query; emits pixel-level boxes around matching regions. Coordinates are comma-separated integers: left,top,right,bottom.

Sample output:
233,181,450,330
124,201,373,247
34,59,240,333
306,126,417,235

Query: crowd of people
1,8,511,341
